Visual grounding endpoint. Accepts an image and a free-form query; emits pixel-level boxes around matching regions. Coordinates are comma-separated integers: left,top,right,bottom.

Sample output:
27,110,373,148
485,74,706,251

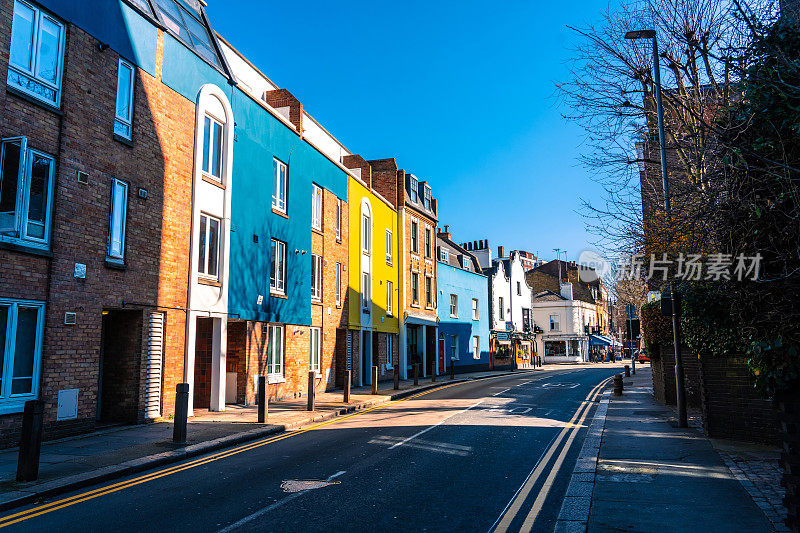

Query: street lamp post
625,29,687,428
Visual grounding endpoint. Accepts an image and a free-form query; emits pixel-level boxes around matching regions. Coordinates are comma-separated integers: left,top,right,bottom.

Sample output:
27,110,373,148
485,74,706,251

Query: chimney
264,88,303,133
498,246,505,258
438,225,451,240
342,155,372,188
560,282,573,300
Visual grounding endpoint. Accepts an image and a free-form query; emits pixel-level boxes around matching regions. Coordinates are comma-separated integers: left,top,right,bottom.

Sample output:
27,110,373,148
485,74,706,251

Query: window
385,230,392,264
114,59,135,139
0,138,55,247
311,254,322,301
270,239,286,294
154,0,221,67
411,273,419,304
386,335,393,368
425,227,432,258
410,220,419,253
311,184,322,231
309,327,321,373
197,214,220,279
517,282,522,296
425,276,433,307
449,335,458,360
8,0,65,107
335,199,341,241
498,297,505,321
335,262,342,306
386,281,393,316
550,314,560,331
0,300,44,412
267,325,284,378
361,212,370,253
424,185,432,210
272,158,287,213
409,175,418,202
107,179,128,261
201,114,223,181
361,272,370,312
472,298,479,320
440,248,448,262
473,336,480,359
450,294,458,318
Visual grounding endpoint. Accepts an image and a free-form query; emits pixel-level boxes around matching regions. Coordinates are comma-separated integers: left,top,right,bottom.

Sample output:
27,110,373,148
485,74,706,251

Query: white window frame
409,175,418,202
201,114,224,182
385,230,392,264
550,314,560,331
311,184,323,231
267,324,285,381
361,212,371,254
386,281,393,316
424,185,432,210
107,178,128,261
472,298,479,320
309,327,321,373
425,276,433,308
410,219,419,254
7,0,66,107
197,213,221,280
517,281,522,296
335,198,341,241
0,298,45,414
386,334,394,369
473,336,480,359
272,158,287,213
498,297,505,321
311,253,322,301
270,238,286,295
335,262,342,307
449,335,458,361
450,294,458,318
0,137,55,248
440,248,448,262
361,272,371,312
114,59,135,140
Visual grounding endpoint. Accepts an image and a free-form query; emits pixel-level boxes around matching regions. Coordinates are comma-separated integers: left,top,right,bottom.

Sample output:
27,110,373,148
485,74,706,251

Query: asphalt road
0,366,619,533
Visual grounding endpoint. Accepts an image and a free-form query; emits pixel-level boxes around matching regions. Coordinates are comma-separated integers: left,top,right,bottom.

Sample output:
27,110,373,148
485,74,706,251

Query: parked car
634,350,650,363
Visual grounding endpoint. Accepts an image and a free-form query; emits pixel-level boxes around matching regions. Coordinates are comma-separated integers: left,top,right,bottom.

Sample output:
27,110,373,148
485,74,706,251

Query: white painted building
532,283,599,363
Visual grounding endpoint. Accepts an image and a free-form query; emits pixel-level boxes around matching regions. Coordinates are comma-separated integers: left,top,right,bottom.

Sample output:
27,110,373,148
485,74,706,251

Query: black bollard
307,372,316,411
393,366,399,390
257,375,267,423
431,365,436,382
450,361,455,380
613,373,624,396
372,366,378,395
344,370,351,403
625,365,631,377
413,363,419,386
16,399,44,482
173,383,189,443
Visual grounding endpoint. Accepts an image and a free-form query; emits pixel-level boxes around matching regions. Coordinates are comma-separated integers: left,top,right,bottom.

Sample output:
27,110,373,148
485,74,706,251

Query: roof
533,290,566,302
436,234,482,273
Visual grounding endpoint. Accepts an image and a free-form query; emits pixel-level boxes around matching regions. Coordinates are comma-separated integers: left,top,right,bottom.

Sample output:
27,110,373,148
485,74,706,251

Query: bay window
0,137,55,248
0,299,44,413
8,0,65,107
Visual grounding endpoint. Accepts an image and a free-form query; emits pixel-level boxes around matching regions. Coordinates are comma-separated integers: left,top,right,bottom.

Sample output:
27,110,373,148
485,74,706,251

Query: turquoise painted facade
437,262,490,372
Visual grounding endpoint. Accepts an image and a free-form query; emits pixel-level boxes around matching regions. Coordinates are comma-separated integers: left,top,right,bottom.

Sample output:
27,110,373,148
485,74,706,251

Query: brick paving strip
0,368,541,512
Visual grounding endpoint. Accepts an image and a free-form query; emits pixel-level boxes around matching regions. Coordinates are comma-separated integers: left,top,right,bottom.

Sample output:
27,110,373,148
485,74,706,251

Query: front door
438,336,445,374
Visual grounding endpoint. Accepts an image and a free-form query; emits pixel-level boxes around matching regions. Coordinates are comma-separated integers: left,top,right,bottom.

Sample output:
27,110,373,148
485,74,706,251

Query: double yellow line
493,376,611,533
0,374,511,528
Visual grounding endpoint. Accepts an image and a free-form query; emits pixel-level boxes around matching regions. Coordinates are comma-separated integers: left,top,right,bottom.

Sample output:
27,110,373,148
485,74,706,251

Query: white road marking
492,388,511,396
389,399,484,450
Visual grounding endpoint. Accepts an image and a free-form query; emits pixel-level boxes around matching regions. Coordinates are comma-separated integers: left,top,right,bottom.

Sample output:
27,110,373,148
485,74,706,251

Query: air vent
77,171,88,184
64,312,77,325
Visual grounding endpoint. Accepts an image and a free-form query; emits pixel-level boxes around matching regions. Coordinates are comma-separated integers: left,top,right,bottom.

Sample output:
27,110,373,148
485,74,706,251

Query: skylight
154,0,220,68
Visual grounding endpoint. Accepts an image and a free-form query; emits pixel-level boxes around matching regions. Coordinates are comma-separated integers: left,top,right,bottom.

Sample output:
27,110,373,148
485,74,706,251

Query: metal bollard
632,357,636,375
372,366,378,395
344,370,351,403
625,365,631,377
431,365,436,382
413,363,419,386
307,372,316,411
450,361,455,380
257,375,267,423
16,399,44,482
613,373,624,396
393,366,400,390
173,383,189,443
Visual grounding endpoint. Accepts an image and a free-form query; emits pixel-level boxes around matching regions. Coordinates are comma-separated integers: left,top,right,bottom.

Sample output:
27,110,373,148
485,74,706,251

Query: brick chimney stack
498,246,505,258
437,225,451,240
264,88,303,133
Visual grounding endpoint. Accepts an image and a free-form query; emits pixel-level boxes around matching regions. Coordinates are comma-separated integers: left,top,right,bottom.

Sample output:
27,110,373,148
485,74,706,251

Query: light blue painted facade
437,262,490,372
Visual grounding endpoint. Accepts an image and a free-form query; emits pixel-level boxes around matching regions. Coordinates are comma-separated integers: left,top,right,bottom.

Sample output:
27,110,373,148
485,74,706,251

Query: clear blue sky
206,0,610,263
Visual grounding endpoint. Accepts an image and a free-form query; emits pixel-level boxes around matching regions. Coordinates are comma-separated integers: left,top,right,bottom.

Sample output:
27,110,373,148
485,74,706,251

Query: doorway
193,317,214,409
98,310,143,424
362,330,372,385
438,334,445,374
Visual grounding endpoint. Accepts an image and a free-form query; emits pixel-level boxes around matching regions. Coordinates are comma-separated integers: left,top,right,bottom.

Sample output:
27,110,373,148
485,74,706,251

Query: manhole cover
280,479,340,493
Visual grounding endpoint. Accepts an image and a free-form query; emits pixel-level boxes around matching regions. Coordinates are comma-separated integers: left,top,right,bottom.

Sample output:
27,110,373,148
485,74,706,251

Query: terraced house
0,0,355,446
341,155,400,387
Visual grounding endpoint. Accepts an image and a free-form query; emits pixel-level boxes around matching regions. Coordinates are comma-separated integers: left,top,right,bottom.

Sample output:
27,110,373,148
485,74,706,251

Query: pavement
0,365,622,531
0,365,585,513
557,366,780,532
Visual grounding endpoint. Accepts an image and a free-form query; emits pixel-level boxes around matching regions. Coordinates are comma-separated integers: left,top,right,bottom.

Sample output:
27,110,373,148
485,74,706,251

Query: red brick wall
651,344,702,408
264,89,302,133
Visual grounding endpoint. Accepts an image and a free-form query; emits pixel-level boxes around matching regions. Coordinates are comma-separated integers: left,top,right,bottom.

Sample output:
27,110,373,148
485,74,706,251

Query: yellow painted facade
347,177,400,334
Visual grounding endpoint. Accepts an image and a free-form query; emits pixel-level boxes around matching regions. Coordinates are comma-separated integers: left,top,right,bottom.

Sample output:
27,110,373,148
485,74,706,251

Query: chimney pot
498,246,505,258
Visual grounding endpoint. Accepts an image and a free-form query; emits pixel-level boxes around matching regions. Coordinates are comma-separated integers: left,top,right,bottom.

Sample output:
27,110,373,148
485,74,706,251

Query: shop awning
589,335,613,346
